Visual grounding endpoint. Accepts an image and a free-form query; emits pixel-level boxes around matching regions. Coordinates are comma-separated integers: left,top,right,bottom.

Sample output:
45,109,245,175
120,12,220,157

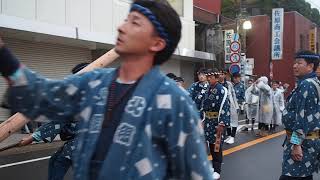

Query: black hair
175,76,184,82
166,73,177,80
71,63,90,74
295,50,320,71
197,68,207,74
272,80,280,84
132,0,181,65
233,73,241,78
206,68,220,78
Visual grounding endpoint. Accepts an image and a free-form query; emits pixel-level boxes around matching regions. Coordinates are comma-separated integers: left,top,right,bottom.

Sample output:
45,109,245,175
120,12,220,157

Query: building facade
0,0,216,120
246,11,320,95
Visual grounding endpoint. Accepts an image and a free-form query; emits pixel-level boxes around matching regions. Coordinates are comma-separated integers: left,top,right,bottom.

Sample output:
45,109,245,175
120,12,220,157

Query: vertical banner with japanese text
271,8,284,60
309,28,317,53
225,29,234,63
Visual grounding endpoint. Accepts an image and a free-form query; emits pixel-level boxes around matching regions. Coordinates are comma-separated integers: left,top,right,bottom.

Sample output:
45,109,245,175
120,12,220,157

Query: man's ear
150,37,166,53
307,63,314,71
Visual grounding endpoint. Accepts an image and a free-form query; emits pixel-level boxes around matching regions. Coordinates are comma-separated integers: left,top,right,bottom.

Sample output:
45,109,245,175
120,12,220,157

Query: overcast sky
305,0,320,11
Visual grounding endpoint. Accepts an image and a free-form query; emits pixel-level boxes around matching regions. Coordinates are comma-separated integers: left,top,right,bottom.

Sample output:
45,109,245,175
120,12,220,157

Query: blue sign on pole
229,64,241,75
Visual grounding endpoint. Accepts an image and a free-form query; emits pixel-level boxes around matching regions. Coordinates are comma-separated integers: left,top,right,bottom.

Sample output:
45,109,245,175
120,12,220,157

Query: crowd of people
165,67,292,179
0,0,319,180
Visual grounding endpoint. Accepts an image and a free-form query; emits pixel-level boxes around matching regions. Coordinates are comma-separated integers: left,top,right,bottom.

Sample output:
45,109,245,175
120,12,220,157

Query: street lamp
243,20,252,30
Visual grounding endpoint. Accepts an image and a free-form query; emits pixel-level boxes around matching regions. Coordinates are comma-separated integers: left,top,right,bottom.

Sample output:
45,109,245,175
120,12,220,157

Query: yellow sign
309,28,317,53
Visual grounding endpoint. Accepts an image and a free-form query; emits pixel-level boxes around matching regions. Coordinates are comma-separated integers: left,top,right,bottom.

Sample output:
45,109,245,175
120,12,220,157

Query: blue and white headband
295,54,320,60
130,4,170,48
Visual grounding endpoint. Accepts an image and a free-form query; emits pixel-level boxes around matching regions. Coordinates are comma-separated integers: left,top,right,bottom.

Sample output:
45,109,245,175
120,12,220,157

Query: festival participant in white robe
223,72,239,144
243,79,259,132
0,1,213,179
270,80,285,132
256,76,273,137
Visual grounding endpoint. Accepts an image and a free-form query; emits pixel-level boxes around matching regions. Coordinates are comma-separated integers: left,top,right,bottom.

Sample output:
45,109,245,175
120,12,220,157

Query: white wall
37,0,66,25
2,0,36,20
0,0,195,50
161,59,181,76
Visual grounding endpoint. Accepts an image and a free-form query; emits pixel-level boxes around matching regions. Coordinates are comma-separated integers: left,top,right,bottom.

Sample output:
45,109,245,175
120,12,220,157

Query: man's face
198,73,207,82
293,58,313,77
248,80,253,87
208,75,217,85
272,82,279,90
218,74,225,82
115,11,160,56
234,77,240,83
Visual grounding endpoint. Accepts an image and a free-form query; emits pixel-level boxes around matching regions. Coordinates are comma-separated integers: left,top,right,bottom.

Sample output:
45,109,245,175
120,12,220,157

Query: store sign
271,8,284,60
309,28,317,53
225,29,234,63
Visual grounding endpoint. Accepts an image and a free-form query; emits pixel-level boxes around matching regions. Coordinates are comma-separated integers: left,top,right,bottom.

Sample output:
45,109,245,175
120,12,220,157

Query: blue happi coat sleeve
165,94,213,179
219,87,230,126
32,121,65,142
6,67,95,124
235,83,246,104
187,82,197,100
292,80,319,138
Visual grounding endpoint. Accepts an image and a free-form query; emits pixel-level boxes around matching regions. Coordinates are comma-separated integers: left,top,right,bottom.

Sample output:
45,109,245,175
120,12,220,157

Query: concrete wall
0,0,195,50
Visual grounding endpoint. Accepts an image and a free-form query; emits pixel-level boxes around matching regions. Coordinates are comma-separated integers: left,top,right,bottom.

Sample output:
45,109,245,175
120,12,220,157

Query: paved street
1,128,319,180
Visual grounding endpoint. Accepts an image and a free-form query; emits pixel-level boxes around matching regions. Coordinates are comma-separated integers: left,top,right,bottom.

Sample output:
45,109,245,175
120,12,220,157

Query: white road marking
236,124,259,133
0,156,51,169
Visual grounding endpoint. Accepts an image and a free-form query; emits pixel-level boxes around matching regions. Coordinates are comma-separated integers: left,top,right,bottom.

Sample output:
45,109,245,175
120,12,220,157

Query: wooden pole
0,113,30,142
77,48,119,74
0,48,119,142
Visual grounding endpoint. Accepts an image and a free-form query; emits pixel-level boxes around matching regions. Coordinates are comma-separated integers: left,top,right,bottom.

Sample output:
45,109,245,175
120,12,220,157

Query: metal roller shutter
0,38,92,121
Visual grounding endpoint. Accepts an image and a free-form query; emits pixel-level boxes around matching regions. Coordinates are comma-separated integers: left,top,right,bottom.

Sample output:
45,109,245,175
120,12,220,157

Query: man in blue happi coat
201,69,230,179
233,73,245,113
0,1,214,179
280,51,320,180
188,68,209,111
0,0,213,179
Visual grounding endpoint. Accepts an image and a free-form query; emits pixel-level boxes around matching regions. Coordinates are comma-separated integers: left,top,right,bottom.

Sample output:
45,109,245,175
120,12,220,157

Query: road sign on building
230,53,241,63
230,41,241,52
229,64,241,75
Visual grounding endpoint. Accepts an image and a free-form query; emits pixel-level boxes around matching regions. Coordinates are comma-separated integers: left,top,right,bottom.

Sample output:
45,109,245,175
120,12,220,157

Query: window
300,34,304,50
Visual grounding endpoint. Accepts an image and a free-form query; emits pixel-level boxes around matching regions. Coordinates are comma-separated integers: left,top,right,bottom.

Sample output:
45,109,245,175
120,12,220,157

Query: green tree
222,0,320,26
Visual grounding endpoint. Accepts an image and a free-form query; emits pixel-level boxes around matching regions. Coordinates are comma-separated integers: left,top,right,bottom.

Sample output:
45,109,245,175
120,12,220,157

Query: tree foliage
222,0,320,26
